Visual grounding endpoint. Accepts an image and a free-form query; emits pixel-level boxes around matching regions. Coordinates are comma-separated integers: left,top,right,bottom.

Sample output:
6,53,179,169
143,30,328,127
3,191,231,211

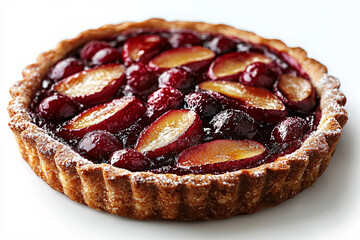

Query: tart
8,19,347,221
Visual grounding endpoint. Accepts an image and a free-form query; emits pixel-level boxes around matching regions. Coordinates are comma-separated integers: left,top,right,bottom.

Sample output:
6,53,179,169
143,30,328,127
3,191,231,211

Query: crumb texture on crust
7,18,347,220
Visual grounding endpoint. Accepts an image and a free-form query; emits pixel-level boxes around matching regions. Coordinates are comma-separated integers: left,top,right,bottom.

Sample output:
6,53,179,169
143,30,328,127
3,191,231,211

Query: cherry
91,47,121,65
168,32,202,48
78,130,122,162
206,36,236,55
210,109,259,140
48,58,84,81
125,63,156,92
110,148,151,171
272,117,309,143
184,92,219,118
146,86,184,119
115,120,146,148
240,62,278,88
38,94,79,121
80,41,111,61
158,67,194,90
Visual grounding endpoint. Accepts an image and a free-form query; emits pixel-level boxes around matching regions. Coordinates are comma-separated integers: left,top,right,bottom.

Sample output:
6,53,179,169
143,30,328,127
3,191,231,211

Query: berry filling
28,29,320,175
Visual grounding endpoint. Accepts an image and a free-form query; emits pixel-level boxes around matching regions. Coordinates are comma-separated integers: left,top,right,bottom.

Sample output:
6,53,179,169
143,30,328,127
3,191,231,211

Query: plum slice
208,52,271,81
60,96,145,139
135,109,203,159
149,46,215,72
122,35,168,65
54,64,125,105
177,139,267,173
274,74,316,112
198,80,287,123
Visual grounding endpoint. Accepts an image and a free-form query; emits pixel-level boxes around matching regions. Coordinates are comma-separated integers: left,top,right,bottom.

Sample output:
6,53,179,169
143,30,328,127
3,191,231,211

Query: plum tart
8,19,347,221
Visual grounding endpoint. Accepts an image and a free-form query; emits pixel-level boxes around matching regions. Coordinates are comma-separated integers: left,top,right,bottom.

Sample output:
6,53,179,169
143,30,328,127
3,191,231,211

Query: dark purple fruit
38,94,79,121
210,109,259,139
184,92,219,118
272,117,309,143
78,130,123,162
110,148,151,171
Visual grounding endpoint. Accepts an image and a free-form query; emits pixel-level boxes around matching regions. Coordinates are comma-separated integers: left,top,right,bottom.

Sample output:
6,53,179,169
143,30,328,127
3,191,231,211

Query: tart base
8,19,347,220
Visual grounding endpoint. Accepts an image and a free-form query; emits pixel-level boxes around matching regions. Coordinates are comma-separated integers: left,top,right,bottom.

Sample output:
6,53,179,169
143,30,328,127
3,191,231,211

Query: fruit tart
8,19,347,221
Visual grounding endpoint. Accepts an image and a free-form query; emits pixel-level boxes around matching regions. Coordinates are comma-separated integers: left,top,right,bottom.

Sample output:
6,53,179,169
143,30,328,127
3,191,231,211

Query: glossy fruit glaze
28,29,321,175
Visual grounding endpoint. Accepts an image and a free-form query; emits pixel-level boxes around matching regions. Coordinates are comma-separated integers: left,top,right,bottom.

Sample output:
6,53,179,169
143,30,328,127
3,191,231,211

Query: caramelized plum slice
135,110,203,159
78,130,122,162
54,64,125,105
110,148,151,171
177,139,267,172
198,81,287,123
274,74,316,112
122,35,168,65
208,52,271,81
61,96,145,139
149,46,215,72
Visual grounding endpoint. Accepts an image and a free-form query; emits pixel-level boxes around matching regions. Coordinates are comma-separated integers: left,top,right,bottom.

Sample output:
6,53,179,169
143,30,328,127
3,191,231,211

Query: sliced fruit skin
158,66,194,90
146,86,184,120
207,52,272,81
210,109,259,140
91,47,121,65
60,96,145,140
80,41,112,61
240,62,278,88
184,92,220,118
38,94,79,121
274,74,316,112
48,58,84,81
149,46,215,73
110,148,151,171
271,117,309,143
135,109,203,159
122,35,169,65
78,130,122,162
177,139,267,174
198,81,287,123
168,32,202,48
54,64,125,105
205,36,236,55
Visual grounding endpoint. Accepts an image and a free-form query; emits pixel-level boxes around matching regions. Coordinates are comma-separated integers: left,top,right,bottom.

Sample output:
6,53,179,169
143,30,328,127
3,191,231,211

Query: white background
1,0,359,239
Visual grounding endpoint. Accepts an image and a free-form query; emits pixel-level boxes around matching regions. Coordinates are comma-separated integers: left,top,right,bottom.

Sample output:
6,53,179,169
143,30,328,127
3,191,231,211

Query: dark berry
125,63,156,91
115,120,146,148
91,47,121,65
240,62,277,88
78,130,122,162
206,36,236,55
210,109,259,139
146,86,184,119
158,67,194,90
184,92,219,118
38,94,79,121
80,41,111,60
110,148,151,171
48,58,84,81
272,117,309,143
168,32,202,48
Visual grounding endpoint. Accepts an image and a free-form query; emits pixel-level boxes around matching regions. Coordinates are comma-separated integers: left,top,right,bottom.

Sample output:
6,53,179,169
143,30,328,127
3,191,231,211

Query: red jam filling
28,29,321,175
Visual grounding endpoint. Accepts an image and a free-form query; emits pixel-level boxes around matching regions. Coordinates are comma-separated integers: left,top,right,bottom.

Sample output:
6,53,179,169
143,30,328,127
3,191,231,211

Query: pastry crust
8,18,347,220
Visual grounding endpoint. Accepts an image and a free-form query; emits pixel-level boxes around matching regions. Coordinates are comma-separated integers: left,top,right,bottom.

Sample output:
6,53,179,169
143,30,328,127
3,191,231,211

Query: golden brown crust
8,18,348,220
